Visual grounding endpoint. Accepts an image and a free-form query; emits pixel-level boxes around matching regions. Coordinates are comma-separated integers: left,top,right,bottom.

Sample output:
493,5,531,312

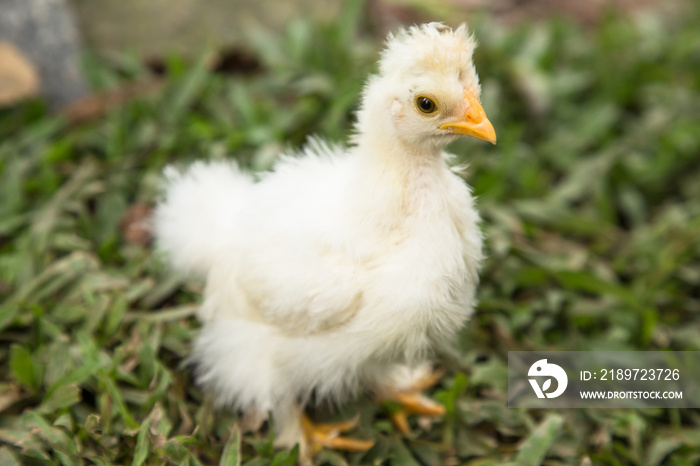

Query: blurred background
1,0,699,464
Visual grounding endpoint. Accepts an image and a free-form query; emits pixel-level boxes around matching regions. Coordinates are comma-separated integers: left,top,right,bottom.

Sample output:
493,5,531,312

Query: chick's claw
390,393,446,435
301,413,375,454
378,366,446,435
395,392,446,416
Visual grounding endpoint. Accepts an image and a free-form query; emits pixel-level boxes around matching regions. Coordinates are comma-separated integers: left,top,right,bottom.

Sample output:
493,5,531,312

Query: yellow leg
379,367,446,435
301,413,375,454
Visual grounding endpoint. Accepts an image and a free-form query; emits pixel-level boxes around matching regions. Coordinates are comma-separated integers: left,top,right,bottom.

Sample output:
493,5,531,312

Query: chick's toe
301,413,375,454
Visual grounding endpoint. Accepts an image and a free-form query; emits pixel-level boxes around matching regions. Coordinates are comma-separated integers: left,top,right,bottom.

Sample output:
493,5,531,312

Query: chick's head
356,23,496,151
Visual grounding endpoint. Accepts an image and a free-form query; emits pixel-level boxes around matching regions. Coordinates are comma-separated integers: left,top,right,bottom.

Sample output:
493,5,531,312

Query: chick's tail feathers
154,160,254,278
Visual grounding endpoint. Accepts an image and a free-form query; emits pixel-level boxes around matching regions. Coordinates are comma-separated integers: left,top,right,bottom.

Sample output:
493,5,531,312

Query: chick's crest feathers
379,22,477,79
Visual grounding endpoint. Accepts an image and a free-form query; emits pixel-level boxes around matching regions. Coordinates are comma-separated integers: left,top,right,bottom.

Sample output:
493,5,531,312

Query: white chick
154,22,495,458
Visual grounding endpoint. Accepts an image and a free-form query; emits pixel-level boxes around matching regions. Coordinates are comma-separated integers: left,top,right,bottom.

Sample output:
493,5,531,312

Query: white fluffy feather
155,22,486,449
154,161,254,277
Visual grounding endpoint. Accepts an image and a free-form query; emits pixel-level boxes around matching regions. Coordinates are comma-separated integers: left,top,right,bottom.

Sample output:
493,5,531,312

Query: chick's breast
348,176,483,358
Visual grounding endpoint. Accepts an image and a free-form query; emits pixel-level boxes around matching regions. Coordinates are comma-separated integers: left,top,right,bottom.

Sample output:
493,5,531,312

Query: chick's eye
415,96,437,115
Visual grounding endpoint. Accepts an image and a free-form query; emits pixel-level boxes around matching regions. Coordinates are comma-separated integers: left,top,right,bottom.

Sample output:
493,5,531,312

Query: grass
2,1,700,464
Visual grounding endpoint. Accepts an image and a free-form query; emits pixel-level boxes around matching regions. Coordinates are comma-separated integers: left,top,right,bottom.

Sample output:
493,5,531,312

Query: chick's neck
353,125,447,193
349,93,454,228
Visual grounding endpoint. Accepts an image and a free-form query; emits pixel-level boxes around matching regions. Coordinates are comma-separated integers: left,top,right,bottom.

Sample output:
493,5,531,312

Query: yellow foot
379,367,446,435
301,413,375,454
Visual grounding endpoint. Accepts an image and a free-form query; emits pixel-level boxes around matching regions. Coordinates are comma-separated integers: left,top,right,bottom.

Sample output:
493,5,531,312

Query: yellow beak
439,90,497,145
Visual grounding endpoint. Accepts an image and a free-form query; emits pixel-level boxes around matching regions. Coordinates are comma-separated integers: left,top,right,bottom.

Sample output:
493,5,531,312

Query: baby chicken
155,22,495,458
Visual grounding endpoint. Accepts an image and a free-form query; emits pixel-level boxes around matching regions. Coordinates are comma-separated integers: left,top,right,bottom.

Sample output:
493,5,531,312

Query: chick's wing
204,149,365,337
236,239,364,336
